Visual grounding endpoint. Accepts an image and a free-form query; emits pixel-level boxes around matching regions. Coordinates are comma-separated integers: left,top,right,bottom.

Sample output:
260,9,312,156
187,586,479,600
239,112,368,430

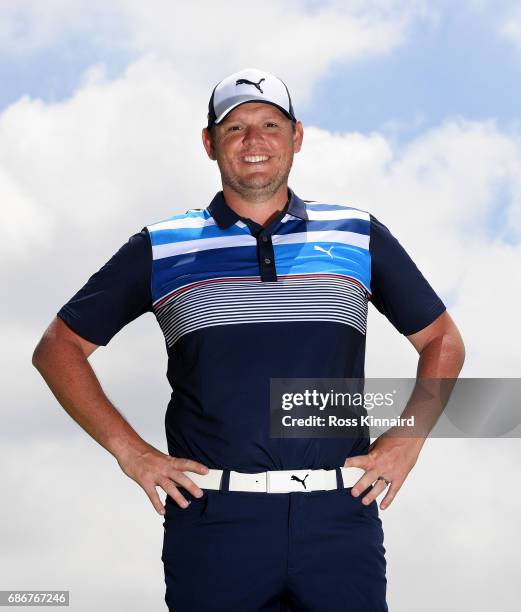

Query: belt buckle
267,469,316,493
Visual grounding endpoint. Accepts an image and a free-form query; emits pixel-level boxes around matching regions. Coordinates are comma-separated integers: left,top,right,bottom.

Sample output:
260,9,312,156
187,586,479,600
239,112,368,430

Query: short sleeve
57,228,153,346
369,214,446,336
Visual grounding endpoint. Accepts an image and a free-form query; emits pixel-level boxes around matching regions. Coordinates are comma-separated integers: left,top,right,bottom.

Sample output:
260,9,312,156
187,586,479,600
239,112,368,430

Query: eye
265,122,278,128
227,125,242,132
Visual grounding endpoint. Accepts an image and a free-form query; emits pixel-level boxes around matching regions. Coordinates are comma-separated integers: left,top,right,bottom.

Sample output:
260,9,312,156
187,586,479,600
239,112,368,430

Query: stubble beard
218,155,294,203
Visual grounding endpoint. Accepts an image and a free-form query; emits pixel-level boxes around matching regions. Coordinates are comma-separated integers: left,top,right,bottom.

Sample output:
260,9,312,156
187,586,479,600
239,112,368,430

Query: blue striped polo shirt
58,188,446,471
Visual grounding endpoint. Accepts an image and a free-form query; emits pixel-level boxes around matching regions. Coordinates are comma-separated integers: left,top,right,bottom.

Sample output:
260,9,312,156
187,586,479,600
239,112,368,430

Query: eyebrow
221,113,284,125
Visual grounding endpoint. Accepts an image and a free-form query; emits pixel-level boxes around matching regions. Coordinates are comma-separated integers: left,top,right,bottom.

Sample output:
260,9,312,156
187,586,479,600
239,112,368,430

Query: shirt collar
207,187,308,229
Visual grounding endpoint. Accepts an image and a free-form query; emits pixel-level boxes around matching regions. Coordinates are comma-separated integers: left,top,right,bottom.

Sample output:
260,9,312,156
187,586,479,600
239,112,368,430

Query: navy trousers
161,473,387,611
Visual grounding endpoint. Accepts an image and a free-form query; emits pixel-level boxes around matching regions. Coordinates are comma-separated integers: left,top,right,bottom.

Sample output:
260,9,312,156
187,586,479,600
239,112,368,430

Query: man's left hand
344,432,425,510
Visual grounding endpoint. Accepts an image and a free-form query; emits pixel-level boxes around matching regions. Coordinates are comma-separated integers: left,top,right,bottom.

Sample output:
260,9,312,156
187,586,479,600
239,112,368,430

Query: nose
242,124,265,144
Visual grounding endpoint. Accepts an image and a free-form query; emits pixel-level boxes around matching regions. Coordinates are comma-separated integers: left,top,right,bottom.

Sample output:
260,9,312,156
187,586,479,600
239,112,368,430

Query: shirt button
261,235,269,243
264,257,271,265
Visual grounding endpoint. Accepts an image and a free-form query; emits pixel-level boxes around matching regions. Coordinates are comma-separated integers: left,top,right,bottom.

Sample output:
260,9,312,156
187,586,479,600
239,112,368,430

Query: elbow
455,340,466,375
32,333,54,372
415,311,466,378
32,338,45,371
32,317,61,371
420,326,466,378
446,327,466,376
459,335,466,367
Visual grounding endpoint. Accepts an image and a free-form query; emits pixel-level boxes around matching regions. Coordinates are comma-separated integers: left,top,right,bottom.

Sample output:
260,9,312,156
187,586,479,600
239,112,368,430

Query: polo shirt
57,188,446,472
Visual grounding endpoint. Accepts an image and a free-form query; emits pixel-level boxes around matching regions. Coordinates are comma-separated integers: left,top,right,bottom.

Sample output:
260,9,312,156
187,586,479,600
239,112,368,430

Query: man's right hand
116,444,210,514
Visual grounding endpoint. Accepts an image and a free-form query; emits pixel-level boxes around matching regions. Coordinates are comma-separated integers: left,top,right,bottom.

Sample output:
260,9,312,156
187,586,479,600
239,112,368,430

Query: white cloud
0,0,85,52
110,0,415,97
0,437,167,611
384,437,521,611
291,118,521,376
0,166,55,255
0,0,434,103
500,6,521,52
0,56,216,259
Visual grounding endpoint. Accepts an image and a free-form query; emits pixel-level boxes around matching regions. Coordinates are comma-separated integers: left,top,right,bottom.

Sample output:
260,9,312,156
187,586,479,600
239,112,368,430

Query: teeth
243,155,269,163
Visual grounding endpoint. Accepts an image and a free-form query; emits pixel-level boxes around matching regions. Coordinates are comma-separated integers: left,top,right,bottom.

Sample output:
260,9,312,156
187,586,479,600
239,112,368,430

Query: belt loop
221,469,230,492
335,467,343,490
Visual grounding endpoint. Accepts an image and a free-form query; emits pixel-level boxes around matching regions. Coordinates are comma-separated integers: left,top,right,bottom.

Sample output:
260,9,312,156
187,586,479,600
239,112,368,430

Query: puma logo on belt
291,474,309,489
235,77,266,93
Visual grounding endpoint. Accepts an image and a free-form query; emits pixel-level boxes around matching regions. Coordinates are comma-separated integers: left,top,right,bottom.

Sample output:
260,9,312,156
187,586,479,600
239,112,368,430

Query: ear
292,121,304,154
202,127,217,160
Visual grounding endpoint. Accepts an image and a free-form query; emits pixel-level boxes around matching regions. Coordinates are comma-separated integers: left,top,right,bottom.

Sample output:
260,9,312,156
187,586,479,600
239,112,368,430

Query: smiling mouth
241,155,271,164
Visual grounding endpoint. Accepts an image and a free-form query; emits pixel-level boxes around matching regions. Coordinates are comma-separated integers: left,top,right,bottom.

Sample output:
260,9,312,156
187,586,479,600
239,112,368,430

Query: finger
169,471,205,499
158,479,190,509
344,455,372,470
171,457,209,475
361,479,387,506
351,469,379,497
380,481,401,510
143,484,167,515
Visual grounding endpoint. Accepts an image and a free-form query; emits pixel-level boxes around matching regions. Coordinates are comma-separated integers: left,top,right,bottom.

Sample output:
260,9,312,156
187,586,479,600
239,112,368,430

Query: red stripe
153,273,371,310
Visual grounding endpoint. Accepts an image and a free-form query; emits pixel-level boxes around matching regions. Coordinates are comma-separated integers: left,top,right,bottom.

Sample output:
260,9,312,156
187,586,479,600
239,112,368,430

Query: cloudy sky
1,1,520,610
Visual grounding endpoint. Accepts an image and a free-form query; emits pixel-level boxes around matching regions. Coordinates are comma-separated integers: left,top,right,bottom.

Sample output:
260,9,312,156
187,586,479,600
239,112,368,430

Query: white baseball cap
207,67,296,127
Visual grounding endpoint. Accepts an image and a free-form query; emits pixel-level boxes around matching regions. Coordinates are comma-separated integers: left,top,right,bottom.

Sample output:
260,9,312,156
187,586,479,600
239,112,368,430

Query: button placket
257,230,277,282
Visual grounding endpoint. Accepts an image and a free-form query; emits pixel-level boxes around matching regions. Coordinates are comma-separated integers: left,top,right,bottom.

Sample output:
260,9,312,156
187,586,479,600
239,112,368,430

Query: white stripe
272,230,369,250
154,275,368,346
148,215,215,232
153,274,369,307
173,277,364,299
171,294,366,318
162,296,367,327
306,208,369,221
159,302,367,342
152,233,256,259
152,229,369,260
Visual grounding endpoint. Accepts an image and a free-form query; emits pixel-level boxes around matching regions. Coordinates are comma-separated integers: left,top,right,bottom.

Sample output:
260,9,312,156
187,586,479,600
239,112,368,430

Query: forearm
32,338,150,462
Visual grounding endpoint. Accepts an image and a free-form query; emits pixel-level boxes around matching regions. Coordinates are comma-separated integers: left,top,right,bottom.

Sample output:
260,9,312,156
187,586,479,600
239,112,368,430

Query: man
33,68,465,611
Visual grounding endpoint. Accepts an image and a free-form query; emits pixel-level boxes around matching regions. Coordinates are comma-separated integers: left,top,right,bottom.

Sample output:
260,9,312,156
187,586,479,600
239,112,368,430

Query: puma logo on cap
235,77,266,94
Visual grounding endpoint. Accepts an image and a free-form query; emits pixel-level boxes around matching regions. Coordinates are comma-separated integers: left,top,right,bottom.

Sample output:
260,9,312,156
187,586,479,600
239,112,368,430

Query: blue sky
306,3,521,141
0,38,133,111
1,1,520,148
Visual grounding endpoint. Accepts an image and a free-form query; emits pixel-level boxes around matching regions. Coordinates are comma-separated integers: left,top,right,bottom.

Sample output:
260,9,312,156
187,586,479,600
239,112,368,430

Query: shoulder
146,208,211,233
366,214,401,251
147,208,216,259
301,200,372,251
302,198,371,222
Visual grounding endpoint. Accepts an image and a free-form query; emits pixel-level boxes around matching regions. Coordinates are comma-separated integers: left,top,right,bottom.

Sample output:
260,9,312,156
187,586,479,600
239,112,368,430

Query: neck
222,183,290,226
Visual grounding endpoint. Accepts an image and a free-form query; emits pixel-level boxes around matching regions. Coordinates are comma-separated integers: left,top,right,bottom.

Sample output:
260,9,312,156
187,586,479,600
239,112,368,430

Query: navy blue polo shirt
57,188,446,471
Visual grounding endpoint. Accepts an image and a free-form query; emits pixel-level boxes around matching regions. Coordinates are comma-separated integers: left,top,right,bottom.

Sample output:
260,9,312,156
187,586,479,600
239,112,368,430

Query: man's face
202,102,303,200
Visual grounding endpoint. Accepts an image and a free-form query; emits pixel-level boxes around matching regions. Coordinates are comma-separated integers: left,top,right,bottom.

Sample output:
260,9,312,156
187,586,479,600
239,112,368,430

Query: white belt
183,467,365,494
